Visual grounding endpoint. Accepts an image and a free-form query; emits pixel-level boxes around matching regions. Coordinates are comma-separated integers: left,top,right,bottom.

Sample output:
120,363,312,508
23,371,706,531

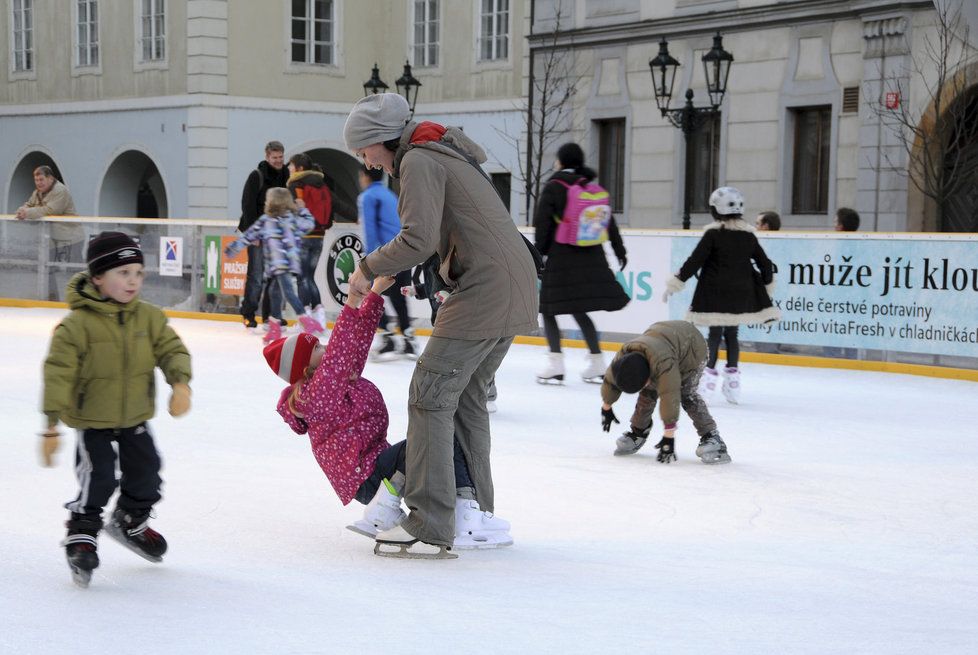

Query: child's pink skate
298,313,324,335
263,318,282,344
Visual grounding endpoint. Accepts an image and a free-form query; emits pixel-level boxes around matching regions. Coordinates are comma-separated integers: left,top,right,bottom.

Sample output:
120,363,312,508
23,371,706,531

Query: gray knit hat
343,93,411,151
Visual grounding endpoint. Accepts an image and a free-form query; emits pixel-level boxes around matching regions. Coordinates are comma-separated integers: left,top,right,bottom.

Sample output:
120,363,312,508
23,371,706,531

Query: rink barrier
4,297,977,383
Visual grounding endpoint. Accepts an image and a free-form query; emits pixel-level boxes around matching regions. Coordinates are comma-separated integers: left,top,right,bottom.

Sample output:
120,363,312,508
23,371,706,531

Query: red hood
409,121,447,145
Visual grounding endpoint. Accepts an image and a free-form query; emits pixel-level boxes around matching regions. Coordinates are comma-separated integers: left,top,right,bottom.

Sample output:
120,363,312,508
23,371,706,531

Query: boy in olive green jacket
41,232,192,587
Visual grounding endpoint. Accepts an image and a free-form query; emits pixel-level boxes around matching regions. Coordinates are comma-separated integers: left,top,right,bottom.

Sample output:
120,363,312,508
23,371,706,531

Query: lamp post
394,61,422,119
362,63,389,96
649,32,733,229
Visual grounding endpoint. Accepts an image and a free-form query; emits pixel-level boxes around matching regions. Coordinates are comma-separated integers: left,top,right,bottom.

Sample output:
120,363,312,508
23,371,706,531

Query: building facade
527,0,977,232
1,0,527,220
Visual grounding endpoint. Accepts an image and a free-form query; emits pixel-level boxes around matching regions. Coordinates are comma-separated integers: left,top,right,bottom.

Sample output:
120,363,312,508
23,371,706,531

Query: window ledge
286,62,343,76
8,68,37,81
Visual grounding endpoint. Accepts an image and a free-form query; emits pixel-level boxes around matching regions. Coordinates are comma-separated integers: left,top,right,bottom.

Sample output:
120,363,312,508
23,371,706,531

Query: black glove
655,437,677,464
617,255,627,271
601,407,620,433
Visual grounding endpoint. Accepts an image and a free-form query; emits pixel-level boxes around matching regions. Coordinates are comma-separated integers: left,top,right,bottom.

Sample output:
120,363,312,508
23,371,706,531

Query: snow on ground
1,306,976,654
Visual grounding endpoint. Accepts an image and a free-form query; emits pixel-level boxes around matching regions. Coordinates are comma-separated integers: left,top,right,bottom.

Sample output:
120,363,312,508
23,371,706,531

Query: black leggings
707,326,740,369
542,313,601,354
354,439,474,505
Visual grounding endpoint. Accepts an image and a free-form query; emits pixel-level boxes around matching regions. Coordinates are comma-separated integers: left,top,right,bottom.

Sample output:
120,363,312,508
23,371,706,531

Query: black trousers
353,439,474,505
378,270,413,335
65,423,163,518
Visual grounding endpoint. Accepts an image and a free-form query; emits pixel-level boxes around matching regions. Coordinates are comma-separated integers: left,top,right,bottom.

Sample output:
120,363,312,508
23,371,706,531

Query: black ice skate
401,331,419,360
104,508,167,563
62,514,102,588
371,331,398,362
696,430,732,465
374,525,458,560
614,425,651,456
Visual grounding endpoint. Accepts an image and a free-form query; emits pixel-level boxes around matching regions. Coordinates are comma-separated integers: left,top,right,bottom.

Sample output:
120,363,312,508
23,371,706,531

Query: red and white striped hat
263,333,319,384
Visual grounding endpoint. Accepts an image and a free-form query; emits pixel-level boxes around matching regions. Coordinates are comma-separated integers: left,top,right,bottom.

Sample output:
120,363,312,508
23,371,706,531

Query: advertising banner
202,235,248,296
159,236,183,277
668,232,978,357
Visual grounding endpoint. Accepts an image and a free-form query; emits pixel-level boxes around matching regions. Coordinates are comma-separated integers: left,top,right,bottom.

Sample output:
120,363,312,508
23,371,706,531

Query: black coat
238,160,289,232
676,220,780,326
534,169,630,316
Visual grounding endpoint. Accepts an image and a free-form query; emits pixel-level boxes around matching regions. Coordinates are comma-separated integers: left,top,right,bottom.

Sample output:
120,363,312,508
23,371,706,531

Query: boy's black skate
400,331,419,360
371,331,398,361
614,424,651,456
62,514,102,588
696,430,732,464
104,508,167,563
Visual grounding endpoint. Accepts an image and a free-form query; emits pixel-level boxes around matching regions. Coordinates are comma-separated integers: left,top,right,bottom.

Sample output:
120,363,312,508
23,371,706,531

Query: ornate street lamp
649,32,734,229
395,60,423,118
362,63,388,96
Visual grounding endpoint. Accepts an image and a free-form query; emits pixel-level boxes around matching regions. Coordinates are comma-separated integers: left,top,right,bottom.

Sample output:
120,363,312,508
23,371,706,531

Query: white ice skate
721,367,741,404
698,367,719,403
312,304,328,331
374,525,458,559
347,480,406,538
453,498,513,549
536,353,565,385
581,352,606,384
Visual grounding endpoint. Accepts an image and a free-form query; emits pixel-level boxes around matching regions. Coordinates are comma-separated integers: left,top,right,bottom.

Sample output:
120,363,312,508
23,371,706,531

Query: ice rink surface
2,306,976,654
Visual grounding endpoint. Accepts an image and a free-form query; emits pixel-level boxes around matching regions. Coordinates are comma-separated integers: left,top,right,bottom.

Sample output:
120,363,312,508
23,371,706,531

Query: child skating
225,187,324,343
662,186,779,403
266,275,511,558
41,232,192,587
600,320,730,464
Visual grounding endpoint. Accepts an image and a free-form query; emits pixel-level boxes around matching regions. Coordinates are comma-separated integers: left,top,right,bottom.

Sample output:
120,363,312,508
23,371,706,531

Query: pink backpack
552,178,613,246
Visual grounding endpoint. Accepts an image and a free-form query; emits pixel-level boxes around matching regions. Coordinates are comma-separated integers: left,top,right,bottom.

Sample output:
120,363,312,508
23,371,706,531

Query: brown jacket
22,180,82,243
601,321,708,428
359,123,539,340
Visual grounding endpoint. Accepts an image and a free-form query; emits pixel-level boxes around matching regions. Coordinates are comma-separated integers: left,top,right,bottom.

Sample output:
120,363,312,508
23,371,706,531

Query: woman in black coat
534,143,630,384
662,186,780,403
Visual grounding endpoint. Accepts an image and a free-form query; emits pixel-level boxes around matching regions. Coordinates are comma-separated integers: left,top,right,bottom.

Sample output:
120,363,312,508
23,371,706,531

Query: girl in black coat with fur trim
662,187,780,404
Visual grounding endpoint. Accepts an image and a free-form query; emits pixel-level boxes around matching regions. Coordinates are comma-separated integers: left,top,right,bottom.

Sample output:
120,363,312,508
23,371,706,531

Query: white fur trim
686,306,781,327
703,218,755,233
666,275,685,294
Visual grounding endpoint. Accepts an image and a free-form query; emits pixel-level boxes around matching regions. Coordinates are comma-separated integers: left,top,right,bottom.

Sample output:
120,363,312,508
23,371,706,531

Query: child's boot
695,430,732,465
312,304,328,330
348,479,406,538
298,312,325,335
721,367,741,404
371,331,398,361
536,352,565,385
698,367,719,402
581,352,606,384
263,318,282,344
63,513,102,588
400,329,419,360
614,423,651,456
454,498,513,549
104,507,167,562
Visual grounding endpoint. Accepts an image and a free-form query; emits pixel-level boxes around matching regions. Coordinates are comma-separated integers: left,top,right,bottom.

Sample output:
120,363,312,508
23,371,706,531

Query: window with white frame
478,0,508,62
139,0,166,62
12,0,34,72
77,0,99,67
291,0,334,65
413,0,439,67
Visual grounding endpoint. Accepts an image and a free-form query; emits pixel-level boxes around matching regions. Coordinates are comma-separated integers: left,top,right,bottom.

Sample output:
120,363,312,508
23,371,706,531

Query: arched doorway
303,148,361,222
99,150,168,218
7,151,64,212
941,85,978,232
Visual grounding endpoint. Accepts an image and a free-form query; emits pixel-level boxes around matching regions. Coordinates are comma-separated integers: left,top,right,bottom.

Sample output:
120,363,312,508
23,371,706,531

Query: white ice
1,307,976,654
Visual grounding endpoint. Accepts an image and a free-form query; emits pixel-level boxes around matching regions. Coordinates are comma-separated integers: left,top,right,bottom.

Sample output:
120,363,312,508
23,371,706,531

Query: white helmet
708,186,745,216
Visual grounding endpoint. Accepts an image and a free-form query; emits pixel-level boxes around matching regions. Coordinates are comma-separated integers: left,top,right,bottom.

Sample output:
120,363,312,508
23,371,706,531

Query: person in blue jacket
357,166,416,359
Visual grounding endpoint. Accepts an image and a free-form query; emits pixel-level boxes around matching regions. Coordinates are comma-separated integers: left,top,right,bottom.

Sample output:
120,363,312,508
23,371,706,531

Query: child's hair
758,211,781,231
836,207,860,232
285,365,318,416
289,152,313,170
264,187,296,217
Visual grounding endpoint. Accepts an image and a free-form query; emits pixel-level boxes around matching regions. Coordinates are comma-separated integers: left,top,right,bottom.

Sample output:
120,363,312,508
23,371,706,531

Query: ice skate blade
374,541,458,559
700,452,732,465
69,566,92,588
104,523,164,563
536,376,564,385
346,522,379,539
454,535,514,550
581,375,604,385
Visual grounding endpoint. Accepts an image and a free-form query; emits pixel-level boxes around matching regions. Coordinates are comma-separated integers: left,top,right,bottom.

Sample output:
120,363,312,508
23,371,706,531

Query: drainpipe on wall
874,24,886,232
525,1,537,225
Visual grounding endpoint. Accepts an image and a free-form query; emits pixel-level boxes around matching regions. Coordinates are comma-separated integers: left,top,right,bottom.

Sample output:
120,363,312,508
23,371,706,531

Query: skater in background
358,165,417,359
600,320,729,464
267,275,511,551
662,187,779,404
225,187,324,344
40,232,192,587
534,142,629,385
755,211,781,231
286,153,332,329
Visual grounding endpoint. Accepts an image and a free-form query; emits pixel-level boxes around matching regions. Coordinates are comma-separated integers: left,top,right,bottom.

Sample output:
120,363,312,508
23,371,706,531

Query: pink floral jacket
276,293,390,505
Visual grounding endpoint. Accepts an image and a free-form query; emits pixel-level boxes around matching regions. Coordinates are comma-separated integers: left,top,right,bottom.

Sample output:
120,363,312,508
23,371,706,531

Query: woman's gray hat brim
343,93,411,151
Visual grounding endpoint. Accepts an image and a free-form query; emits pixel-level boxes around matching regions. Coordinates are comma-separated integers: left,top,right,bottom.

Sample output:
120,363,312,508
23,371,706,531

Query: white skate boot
453,498,513,549
347,479,406,538
581,352,606,384
721,367,741,404
698,367,719,403
536,353,565,385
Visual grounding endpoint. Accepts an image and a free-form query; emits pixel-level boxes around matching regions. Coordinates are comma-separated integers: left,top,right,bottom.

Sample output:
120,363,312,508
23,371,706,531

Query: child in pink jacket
264,276,511,548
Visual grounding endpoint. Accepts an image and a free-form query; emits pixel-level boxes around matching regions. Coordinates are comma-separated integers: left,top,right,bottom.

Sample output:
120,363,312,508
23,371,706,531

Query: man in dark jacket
239,140,289,329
